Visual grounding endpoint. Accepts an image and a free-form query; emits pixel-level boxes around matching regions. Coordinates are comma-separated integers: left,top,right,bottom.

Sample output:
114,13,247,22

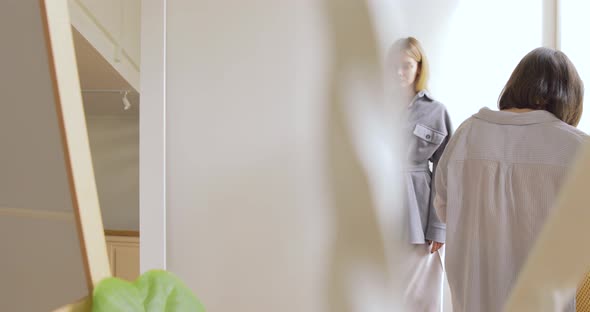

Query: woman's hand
426,240,444,254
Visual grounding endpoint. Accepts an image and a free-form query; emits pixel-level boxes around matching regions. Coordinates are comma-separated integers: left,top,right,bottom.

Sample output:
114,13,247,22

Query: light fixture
122,90,131,110
81,89,135,111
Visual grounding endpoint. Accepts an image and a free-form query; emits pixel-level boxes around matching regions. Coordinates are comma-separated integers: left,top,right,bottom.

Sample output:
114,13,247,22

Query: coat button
426,134,431,139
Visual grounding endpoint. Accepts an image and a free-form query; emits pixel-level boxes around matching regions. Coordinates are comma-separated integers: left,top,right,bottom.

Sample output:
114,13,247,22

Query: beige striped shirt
434,107,587,312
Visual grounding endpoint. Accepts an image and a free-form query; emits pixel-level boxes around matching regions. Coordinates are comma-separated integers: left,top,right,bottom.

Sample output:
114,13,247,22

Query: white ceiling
73,27,139,117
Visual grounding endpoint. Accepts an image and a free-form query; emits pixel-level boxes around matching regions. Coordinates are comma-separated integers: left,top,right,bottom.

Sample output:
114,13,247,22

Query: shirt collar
408,89,432,107
473,107,559,125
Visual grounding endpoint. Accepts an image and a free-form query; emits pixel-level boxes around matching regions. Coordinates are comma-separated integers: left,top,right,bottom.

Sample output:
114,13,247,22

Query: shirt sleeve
426,108,452,242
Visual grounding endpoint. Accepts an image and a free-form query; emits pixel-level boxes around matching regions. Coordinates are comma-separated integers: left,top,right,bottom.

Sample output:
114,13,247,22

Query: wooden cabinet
105,231,139,281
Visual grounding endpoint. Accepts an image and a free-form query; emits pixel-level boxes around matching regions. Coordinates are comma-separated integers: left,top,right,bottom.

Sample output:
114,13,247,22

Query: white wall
86,116,139,230
160,0,406,311
435,0,543,128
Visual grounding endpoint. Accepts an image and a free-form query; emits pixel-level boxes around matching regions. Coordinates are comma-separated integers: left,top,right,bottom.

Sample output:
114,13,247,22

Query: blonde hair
389,37,429,92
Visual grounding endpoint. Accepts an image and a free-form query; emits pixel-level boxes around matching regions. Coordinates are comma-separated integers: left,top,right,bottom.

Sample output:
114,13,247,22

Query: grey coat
403,90,452,244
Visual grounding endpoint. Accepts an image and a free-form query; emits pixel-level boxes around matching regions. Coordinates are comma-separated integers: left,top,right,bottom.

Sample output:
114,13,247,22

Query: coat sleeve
425,108,452,243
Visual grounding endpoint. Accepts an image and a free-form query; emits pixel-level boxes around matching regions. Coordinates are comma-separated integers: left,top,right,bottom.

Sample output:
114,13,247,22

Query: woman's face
394,53,419,90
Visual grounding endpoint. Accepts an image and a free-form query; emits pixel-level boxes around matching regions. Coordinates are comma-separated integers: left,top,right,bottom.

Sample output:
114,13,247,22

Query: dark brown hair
499,47,584,126
389,37,429,92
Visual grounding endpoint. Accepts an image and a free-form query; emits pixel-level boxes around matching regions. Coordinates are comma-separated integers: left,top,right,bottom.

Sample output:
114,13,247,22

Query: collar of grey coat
474,107,559,125
407,89,433,108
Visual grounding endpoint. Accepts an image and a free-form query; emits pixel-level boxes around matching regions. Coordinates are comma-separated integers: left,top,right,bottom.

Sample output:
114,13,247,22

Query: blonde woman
390,37,453,311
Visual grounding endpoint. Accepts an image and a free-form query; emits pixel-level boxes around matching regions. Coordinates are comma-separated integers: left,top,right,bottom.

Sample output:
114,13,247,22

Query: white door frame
139,0,167,271
543,0,561,49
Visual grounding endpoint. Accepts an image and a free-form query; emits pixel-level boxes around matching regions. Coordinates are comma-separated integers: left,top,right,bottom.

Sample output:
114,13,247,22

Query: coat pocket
413,124,446,145
410,124,447,162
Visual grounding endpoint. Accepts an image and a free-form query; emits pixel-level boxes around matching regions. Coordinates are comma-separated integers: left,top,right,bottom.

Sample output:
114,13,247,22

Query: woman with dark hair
391,36,453,311
434,47,586,312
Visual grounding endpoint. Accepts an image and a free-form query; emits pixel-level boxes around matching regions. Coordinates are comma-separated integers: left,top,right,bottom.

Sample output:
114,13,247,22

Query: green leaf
92,278,144,312
93,270,205,312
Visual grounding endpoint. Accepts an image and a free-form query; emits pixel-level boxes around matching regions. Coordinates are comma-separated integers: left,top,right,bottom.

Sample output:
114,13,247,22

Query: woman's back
436,107,587,312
